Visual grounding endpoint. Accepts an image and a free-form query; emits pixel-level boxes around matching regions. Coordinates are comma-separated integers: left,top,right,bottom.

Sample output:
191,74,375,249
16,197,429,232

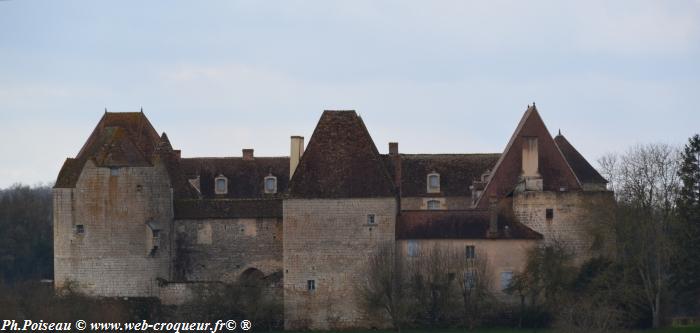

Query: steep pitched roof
397,210,542,240
180,157,289,199
554,133,607,185
383,154,501,197
55,112,161,188
288,111,395,198
476,105,581,208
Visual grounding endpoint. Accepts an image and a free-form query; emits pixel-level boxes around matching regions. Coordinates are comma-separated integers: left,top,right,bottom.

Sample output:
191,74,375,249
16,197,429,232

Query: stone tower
283,111,397,330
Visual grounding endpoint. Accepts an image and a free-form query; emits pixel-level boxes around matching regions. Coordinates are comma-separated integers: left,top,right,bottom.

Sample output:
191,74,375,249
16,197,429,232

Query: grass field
279,328,700,333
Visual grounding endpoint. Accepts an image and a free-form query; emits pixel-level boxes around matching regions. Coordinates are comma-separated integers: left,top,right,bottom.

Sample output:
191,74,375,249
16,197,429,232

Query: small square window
110,167,119,176
407,240,419,257
307,279,316,291
367,214,376,225
546,208,554,220
75,225,85,234
465,245,475,260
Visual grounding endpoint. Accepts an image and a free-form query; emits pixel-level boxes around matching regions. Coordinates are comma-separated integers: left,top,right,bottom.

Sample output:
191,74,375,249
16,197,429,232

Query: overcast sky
1,1,699,188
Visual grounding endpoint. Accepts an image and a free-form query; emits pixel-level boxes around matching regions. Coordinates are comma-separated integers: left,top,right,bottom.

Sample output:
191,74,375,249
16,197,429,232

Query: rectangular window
215,178,227,194
500,271,513,290
152,230,161,249
367,214,376,225
465,245,475,259
427,200,441,210
407,240,419,257
110,167,119,176
307,279,315,291
75,224,85,234
428,173,440,192
264,177,277,193
546,208,554,220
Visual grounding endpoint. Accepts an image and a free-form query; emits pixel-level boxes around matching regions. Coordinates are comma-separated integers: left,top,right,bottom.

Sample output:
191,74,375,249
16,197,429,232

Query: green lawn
278,328,699,333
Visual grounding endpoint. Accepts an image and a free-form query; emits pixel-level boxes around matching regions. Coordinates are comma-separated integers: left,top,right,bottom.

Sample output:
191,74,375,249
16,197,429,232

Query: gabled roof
554,133,607,185
476,105,581,208
397,210,542,240
288,111,395,198
180,157,289,199
55,112,161,188
383,154,500,197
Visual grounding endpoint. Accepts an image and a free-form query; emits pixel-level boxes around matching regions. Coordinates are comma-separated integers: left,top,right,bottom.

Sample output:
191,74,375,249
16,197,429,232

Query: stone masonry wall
54,160,173,297
283,198,397,330
174,217,283,282
513,190,614,261
401,196,473,210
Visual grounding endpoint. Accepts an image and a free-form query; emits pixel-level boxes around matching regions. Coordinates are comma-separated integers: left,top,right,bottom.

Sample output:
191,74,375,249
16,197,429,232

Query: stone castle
53,106,612,329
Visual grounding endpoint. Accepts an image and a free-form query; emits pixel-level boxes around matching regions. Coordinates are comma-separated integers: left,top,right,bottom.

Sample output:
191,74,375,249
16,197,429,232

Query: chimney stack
388,142,402,194
522,137,543,191
389,142,399,156
290,136,304,178
522,137,539,177
243,149,254,161
488,197,498,237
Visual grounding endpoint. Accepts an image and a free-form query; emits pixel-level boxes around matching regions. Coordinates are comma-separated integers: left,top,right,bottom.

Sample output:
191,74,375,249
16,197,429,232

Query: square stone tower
283,111,397,330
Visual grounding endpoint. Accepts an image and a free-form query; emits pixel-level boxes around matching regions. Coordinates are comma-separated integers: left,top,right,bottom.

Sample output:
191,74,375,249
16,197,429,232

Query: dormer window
215,175,228,195
264,175,277,194
427,172,440,193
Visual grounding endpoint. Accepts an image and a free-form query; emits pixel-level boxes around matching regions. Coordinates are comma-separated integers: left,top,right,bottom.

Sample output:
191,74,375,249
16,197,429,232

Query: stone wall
283,198,397,330
401,196,473,210
174,217,283,282
54,160,173,297
513,190,614,260
396,238,537,296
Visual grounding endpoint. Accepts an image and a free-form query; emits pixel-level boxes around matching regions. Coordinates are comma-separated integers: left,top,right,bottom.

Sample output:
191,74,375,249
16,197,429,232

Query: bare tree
597,143,681,328
357,243,410,332
407,245,461,328
458,251,494,330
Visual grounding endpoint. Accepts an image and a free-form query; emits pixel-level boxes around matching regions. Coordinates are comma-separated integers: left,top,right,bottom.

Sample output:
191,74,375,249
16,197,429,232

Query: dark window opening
307,279,316,291
367,214,376,225
546,208,554,220
465,245,476,259
75,225,85,234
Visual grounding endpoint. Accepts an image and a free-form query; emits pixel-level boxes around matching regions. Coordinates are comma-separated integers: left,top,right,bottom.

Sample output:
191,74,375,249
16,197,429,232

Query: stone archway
239,267,265,287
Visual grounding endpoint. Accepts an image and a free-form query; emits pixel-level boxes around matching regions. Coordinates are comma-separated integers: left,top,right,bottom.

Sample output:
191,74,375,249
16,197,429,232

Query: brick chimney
290,136,304,178
243,149,254,161
389,142,399,156
488,197,499,237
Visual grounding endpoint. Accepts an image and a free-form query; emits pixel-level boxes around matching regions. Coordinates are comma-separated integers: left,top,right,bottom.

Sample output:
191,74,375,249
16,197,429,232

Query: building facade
54,106,612,329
